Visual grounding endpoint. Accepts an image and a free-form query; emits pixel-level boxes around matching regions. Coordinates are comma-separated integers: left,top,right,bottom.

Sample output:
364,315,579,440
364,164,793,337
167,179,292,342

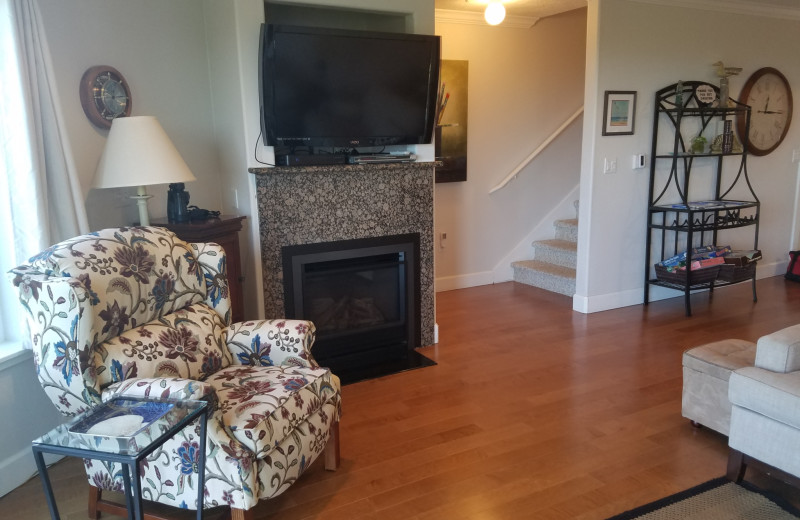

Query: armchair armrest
755,324,800,373
225,319,318,368
103,377,216,404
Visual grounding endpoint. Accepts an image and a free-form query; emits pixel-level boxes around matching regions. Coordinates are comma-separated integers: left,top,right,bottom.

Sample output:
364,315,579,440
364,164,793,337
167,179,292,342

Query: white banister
489,106,584,194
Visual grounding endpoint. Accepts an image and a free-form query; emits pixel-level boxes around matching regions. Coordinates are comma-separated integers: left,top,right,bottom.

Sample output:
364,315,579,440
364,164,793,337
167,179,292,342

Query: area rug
606,477,800,520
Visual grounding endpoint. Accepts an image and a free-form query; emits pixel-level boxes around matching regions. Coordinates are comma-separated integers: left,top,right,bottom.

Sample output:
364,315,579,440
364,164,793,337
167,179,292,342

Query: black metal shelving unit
644,81,760,316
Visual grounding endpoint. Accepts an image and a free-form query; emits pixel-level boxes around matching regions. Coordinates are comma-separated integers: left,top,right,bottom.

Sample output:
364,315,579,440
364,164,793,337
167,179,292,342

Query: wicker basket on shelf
718,262,756,283
654,264,721,285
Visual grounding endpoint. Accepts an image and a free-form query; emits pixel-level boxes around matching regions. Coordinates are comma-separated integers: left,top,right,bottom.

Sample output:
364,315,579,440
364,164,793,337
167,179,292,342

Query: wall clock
79,65,132,129
736,67,793,156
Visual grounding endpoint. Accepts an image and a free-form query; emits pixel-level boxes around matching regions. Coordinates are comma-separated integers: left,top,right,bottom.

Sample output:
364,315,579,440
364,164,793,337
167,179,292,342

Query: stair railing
488,106,584,194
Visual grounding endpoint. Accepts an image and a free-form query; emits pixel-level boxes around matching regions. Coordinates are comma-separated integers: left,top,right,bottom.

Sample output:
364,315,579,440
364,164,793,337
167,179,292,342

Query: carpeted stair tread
554,219,579,242
532,238,577,252
532,239,577,269
512,260,576,278
511,218,578,296
512,260,576,296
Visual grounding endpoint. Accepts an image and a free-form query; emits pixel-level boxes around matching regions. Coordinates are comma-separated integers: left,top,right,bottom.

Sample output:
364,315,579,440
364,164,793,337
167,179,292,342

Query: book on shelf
68,398,175,440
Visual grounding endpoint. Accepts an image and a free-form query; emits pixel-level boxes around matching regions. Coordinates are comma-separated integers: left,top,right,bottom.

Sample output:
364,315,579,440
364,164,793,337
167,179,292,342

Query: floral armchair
9,227,341,520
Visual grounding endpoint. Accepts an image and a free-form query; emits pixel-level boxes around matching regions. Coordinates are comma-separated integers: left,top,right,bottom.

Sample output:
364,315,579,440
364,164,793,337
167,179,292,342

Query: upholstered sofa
10,227,341,520
726,324,800,485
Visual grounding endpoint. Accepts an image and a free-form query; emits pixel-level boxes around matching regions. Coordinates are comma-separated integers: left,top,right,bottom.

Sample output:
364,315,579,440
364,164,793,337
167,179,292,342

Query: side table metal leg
130,462,144,520
197,415,208,520
121,463,136,520
32,448,61,520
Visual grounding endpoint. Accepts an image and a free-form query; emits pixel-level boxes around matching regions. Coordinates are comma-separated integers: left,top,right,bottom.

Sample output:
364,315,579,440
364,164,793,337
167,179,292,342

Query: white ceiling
434,0,800,21
434,0,586,19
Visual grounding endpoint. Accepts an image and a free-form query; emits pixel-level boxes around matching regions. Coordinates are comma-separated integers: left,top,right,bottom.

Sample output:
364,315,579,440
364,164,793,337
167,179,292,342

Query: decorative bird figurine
712,61,742,78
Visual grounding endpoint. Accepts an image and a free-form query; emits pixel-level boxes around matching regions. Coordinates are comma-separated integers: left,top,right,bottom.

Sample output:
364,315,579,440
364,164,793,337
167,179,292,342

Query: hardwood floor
4,276,800,519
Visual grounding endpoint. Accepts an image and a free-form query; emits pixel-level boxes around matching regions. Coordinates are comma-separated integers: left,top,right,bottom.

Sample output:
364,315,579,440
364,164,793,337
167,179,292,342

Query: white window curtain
0,0,89,348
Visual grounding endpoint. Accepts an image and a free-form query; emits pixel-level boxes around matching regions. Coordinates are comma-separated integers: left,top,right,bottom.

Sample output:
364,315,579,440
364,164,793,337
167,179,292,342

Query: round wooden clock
737,67,793,156
79,65,131,129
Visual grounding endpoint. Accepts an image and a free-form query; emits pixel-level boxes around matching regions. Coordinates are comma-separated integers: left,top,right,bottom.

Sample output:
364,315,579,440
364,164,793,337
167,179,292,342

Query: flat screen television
259,24,441,149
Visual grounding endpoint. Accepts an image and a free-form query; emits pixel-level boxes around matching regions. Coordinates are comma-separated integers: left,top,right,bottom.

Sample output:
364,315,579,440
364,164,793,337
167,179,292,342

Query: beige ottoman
682,339,756,435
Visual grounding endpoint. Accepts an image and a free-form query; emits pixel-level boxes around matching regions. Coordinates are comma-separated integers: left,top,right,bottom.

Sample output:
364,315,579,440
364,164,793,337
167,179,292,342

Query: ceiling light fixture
484,1,506,25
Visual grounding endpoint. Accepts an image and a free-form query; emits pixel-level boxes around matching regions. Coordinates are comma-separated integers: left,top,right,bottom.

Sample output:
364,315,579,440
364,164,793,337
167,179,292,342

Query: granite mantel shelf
248,161,442,175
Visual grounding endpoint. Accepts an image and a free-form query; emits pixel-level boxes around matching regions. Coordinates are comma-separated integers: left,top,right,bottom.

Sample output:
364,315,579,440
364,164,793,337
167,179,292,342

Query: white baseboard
435,271,494,292
0,446,62,498
572,263,784,314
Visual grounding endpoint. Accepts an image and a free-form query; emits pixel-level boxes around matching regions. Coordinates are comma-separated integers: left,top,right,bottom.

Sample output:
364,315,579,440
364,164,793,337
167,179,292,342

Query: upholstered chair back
10,227,232,416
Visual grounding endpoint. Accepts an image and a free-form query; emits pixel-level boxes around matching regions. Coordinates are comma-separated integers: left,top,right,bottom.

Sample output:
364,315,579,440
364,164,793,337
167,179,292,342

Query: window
0,0,42,362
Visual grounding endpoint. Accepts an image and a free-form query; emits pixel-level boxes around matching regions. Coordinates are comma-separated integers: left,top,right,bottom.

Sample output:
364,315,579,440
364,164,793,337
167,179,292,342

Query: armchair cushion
207,365,338,458
756,323,800,373
93,303,232,390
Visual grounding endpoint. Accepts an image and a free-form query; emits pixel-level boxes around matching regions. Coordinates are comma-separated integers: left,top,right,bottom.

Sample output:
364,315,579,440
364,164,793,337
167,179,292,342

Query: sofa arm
755,324,800,373
225,319,319,368
102,377,216,405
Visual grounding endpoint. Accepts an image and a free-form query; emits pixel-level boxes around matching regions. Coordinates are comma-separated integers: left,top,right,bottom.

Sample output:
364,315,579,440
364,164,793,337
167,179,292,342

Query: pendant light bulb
485,2,506,25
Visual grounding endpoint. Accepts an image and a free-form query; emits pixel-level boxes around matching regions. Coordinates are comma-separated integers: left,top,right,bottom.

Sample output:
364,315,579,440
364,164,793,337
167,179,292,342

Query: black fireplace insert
282,233,433,383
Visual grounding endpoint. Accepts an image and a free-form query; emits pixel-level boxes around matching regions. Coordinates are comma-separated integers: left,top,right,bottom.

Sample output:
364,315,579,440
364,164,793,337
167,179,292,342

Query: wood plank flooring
3,277,800,519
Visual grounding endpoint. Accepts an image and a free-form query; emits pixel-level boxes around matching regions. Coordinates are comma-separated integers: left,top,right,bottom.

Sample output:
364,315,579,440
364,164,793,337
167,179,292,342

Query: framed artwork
435,60,468,183
602,91,636,136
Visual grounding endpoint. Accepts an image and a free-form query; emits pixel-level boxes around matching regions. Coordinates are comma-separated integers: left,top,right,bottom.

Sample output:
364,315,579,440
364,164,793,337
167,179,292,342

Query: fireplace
282,234,428,381
250,161,438,382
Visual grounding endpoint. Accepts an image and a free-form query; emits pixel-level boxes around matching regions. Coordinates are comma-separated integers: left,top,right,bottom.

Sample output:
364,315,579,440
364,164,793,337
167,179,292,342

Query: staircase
511,218,577,296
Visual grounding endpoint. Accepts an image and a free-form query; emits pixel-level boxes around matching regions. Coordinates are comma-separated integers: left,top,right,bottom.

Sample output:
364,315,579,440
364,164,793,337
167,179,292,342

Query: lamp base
132,185,153,226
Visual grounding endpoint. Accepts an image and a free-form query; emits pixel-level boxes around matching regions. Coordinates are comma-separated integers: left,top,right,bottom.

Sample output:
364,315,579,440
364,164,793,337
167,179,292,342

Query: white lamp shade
485,2,506,25
93,116,196,189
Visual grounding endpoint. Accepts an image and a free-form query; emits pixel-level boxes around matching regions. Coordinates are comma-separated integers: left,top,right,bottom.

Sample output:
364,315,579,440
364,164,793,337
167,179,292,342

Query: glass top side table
32,397,208,520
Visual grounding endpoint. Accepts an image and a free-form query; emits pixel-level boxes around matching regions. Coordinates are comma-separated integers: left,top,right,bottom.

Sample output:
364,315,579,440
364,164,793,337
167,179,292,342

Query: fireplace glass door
282,234,420,372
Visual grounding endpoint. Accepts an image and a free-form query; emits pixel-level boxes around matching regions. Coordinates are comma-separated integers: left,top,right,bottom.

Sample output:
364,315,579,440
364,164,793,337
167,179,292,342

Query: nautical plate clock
79,65,132,129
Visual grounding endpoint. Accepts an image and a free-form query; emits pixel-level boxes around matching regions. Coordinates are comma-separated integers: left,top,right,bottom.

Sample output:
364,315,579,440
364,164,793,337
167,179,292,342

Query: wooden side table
151,216,246,323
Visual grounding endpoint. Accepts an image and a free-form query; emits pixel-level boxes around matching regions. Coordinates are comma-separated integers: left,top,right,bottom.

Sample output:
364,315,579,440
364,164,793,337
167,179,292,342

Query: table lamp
93,116,196,226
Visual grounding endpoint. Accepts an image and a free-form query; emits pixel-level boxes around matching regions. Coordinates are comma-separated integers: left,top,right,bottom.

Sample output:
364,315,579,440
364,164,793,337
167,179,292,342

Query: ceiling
434,0,800,22
434,0,586,19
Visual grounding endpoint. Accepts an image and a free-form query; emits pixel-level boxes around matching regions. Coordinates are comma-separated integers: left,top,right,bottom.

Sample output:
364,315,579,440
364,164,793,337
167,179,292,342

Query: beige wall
37,0,222,230
576,0,800,312
434,9,587,290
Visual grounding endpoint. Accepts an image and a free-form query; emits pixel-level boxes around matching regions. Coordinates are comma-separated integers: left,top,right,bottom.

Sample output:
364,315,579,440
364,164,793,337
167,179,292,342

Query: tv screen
259,24,441,149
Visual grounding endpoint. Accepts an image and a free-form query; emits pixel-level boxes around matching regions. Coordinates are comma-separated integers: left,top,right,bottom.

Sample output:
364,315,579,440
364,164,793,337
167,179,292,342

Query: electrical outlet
632,154,646,169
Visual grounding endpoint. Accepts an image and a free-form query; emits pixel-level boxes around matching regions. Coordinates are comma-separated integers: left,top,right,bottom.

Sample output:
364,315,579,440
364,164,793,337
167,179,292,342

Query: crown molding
630,0,800,21
435,9,540,29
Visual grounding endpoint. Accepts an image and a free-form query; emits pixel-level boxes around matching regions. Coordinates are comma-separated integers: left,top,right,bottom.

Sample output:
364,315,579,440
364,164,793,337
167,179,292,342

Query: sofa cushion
729,367,800,430
682,339,756,381
93,303,232,390
756,324,800,373
207,364,339,458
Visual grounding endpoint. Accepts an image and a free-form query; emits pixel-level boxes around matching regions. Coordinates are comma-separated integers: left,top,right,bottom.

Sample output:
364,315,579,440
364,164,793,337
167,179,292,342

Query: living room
2,0,800,517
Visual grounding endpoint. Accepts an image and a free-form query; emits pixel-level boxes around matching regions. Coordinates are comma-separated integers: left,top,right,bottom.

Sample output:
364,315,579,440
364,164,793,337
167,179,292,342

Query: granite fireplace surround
249,162,436,348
